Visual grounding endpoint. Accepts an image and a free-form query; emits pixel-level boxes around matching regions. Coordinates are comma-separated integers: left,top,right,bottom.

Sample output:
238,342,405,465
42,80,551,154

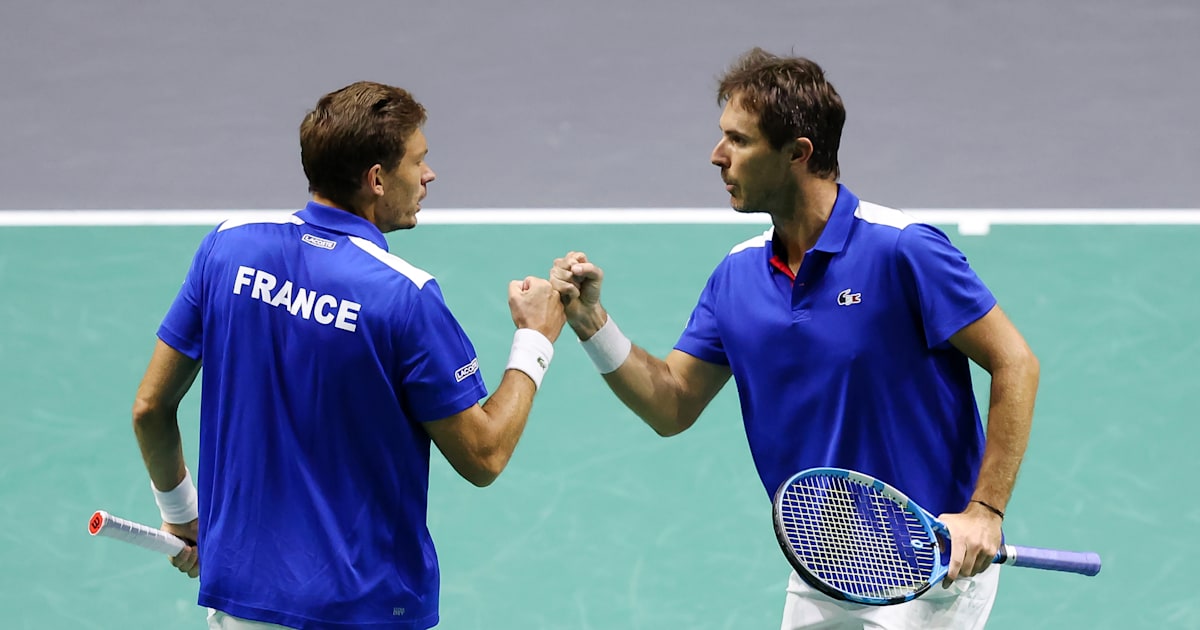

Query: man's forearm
972,361,1039,511
601,345,697,437
571,308,723,437
133,407,188,491
570,308,689,434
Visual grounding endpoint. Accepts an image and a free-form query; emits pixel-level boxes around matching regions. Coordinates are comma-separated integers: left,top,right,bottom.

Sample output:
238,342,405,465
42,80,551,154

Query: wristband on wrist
152,467,199,524
971,499,1005,520
579,315,632,374
506,328,554,389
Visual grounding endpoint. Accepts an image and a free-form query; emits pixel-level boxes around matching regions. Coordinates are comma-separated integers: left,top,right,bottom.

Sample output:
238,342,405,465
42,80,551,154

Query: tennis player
131,81,565,629
549,49,1040,629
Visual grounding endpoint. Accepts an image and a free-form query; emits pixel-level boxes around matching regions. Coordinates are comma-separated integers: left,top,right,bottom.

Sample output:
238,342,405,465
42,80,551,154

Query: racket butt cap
88,510,109,535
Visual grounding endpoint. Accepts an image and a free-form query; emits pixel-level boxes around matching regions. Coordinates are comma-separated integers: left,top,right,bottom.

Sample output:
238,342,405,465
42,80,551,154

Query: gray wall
2,0,1197,210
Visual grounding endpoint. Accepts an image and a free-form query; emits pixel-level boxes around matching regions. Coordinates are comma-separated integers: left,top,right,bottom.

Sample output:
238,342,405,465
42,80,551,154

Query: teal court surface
1,209,1197,629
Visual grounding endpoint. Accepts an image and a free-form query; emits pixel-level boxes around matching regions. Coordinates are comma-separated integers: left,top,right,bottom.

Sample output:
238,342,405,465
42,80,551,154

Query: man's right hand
508,276,566,342
549,251,607,339
162,519,200,579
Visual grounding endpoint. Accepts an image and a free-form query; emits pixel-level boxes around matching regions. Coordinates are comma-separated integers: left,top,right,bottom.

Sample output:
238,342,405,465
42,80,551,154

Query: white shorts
207,609,293,629
780,566,1001,630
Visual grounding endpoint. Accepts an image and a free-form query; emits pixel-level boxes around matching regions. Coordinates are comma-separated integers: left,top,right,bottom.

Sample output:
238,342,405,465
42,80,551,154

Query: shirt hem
670,344,729,367
200,594,438,629
928,295,998,348
413,383,488,423
157,326,201,360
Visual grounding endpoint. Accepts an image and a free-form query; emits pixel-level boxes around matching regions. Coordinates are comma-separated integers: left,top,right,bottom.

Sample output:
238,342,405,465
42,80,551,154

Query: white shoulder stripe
348,236,434,288
854,201,917,229
217,212,305,232
729,227,773,254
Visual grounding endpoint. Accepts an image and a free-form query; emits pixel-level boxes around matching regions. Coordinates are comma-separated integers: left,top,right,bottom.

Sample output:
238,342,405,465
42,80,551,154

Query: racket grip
88,510,188,556
995,544,1102,576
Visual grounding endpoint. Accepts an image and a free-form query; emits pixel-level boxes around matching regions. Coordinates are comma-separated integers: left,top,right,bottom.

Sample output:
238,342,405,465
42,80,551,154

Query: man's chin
379,217,418,233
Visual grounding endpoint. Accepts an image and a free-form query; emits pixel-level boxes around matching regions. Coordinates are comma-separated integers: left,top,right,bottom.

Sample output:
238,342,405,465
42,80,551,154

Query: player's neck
771,178,839,264
311,193,349,212
312,193,380,228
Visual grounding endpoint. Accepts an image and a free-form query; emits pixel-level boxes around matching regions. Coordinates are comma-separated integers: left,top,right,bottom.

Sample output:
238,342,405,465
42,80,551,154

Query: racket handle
88,510,188,556
995,544,1102,576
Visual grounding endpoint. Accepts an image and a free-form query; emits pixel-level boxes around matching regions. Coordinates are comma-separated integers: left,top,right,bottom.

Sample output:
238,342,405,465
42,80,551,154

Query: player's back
163,204,477,629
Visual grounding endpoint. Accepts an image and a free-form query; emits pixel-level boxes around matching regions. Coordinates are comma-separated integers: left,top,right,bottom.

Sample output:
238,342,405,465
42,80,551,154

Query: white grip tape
152,468,199,524
579,316,631,374
89,510,187,556
506,328,554,389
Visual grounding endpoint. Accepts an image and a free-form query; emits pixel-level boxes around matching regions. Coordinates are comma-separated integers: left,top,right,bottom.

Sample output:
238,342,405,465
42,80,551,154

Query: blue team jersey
158,202,487,629
675,185,996,517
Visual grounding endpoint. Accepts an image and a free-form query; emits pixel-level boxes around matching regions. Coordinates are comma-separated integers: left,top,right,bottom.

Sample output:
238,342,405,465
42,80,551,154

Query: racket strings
779,476,936,598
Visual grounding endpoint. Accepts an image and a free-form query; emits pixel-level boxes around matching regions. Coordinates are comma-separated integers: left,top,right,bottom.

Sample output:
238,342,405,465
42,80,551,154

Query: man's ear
790,138,814,164
365,164,385,197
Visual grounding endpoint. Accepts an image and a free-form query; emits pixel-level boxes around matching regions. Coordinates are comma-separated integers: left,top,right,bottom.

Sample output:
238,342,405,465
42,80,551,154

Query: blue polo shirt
158,202,487,629
676,185,996,517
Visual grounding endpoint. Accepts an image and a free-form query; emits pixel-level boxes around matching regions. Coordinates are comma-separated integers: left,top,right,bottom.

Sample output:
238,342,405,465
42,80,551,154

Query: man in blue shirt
132,81,565,629
549,49,1040,629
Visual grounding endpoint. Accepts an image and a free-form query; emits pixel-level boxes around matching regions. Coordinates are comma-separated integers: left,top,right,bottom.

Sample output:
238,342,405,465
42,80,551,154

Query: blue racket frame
772,467,1101,606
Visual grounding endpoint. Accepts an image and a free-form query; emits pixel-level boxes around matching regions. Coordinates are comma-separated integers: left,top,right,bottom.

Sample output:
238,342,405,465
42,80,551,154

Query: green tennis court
1,218,1195,629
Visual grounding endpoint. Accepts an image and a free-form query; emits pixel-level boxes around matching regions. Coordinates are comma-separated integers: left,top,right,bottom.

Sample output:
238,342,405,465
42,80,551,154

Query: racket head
772,467,948,606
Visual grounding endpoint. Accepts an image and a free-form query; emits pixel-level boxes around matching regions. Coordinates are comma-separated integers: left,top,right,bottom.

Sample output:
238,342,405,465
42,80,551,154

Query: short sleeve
896,224,997,348
394,280,489,422
157,228,218,360
674,269,729,365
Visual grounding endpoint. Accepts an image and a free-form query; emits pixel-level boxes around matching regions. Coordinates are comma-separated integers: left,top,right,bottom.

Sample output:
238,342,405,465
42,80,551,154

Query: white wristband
152,468,199,524
506,328,554,390
580,315,631,374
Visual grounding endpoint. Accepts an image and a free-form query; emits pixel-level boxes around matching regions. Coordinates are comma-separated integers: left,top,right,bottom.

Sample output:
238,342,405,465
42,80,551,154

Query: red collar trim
769,254,796,280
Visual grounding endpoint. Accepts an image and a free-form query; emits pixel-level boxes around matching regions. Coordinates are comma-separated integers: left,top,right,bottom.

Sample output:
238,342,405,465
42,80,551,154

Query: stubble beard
730,192,768,215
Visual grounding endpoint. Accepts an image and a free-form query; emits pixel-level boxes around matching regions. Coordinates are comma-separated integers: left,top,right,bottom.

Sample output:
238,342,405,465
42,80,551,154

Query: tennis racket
772,467,1101,606
88,510,188,556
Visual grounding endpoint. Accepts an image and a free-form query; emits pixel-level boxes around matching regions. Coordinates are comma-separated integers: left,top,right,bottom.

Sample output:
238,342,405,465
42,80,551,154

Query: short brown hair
299,81,428,209
717,49,845,179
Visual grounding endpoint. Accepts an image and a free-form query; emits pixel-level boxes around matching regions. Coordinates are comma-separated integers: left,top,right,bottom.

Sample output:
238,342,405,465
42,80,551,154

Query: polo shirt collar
767,183,860,264
295,201,390,251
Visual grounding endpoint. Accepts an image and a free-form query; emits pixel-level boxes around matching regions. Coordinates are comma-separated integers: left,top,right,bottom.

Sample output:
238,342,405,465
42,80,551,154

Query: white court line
2,209,1200,234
